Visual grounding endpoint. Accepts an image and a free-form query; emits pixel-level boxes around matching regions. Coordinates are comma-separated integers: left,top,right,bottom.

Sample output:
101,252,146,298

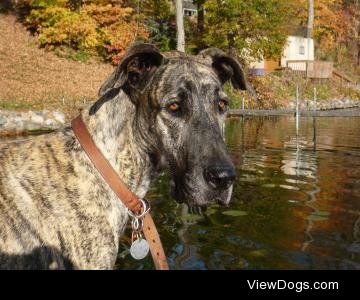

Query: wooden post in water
296,85,300,134
312,87,317,151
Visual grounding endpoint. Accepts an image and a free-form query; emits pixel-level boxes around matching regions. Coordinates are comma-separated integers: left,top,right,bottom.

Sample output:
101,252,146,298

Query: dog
0,43,251,269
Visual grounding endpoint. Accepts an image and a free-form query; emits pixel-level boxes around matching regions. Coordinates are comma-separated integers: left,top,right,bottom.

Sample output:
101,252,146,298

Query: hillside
0,13,113,120
0,13,358,118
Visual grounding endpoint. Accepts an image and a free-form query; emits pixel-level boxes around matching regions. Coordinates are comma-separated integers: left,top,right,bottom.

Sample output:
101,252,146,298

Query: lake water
116,116,360,270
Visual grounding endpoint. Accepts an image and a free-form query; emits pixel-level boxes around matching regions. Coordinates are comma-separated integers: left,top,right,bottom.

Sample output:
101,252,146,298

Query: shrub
20,1,149,64
38,11,100,51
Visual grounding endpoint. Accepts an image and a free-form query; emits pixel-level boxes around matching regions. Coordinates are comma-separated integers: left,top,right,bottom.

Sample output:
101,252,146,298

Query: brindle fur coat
0,44,251,269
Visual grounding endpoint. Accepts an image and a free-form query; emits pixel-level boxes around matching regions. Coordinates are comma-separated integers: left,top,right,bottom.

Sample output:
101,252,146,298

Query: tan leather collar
71,115,169,270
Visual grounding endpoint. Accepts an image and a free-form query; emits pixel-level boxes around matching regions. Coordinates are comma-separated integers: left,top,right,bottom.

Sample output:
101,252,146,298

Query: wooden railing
332,69,355,87
286,60,333,79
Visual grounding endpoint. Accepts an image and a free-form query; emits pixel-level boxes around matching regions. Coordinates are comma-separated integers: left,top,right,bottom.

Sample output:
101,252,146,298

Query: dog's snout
203,165,236,190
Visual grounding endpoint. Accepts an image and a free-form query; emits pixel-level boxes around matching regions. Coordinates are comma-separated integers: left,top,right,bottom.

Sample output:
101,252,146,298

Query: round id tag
130,238,150,260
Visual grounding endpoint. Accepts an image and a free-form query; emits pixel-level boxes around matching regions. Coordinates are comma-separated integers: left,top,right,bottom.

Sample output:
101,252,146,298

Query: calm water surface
117,116,360,270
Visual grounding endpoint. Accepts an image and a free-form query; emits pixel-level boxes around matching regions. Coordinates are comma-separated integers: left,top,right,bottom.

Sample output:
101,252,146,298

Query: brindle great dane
0,43,252,269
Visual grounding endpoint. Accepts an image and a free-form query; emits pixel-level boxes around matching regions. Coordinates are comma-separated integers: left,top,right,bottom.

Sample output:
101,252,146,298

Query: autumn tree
306,0,314,38
123,0,176,52
198,0,298,62
296,0,350,59
20,0,149,64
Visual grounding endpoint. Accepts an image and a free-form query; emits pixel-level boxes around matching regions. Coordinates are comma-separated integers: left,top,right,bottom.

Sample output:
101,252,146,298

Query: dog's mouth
169,177,233,208
169,179,189,205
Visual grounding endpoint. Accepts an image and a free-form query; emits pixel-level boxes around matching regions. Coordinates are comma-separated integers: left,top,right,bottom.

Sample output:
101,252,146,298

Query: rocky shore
1,97,359,136
0,110,66,136
286,98,360,110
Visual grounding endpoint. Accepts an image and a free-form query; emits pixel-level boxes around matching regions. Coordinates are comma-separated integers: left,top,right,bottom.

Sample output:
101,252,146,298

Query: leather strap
71,115,169,270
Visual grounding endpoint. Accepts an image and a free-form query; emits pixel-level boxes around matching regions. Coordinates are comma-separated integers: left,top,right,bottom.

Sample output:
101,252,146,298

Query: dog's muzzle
203,165,236,191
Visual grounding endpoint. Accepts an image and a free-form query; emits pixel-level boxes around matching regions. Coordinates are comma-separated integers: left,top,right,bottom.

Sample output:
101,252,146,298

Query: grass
54,46,93,64
0,99,37,110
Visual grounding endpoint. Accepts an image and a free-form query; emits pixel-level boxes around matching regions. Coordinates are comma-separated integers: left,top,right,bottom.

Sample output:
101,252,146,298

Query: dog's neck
81,90,154,198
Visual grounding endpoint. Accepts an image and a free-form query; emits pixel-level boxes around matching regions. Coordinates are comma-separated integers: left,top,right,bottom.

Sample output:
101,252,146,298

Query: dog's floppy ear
90,43,165,115
198,48,256,98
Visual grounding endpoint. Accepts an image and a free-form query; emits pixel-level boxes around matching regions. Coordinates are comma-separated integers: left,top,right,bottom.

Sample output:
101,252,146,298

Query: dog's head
91,43,253,208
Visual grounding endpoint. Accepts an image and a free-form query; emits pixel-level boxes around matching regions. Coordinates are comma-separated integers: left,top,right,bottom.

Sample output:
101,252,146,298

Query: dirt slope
0,13,113,119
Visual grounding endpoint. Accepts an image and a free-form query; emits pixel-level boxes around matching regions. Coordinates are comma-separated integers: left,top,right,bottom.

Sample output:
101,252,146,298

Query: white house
249,28,315,74
183,0,197,16
281,35,314,71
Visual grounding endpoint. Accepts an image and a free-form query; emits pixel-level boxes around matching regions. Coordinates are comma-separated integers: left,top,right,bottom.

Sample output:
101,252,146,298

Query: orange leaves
82,4,134,27
295,0,353,57
92,4,148,64
23,1,149,64
314,1,349,44
103,20,149,65
38,12,100,51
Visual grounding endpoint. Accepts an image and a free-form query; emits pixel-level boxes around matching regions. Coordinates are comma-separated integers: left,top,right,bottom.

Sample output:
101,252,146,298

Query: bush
19,1,149,64
38,11,99,51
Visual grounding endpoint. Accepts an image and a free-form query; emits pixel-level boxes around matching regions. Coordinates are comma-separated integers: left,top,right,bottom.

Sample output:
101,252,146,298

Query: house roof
183,0,197,11
290,26,308,38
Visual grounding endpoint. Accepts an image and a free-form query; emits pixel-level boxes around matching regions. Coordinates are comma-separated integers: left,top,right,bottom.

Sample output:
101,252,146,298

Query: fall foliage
295,0,356,61
14,0,149,64
4,0,359,75
199,0,298,61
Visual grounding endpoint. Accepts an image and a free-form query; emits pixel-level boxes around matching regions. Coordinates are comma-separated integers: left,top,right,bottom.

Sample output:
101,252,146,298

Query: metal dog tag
130,238,150,260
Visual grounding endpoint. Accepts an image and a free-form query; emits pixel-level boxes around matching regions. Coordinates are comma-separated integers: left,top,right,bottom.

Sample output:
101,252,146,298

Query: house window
299,45,305,55
184,9,197,17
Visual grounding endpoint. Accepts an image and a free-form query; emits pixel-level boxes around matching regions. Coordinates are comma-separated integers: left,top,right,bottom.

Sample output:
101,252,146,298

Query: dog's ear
99,43,165,96
90,43,165,115
198,48,256,98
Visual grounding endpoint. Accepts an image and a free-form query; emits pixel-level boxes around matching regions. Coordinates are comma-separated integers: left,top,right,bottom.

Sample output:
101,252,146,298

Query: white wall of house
247,35,315,73
281,36,314,70
249,59,265,69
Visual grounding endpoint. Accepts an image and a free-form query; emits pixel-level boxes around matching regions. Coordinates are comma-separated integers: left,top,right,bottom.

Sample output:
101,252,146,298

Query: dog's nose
203,165,236,190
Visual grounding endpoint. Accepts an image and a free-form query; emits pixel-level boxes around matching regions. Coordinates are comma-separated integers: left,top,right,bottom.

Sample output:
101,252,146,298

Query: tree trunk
307,0,314,61
175,0,185,52
357,3,360,66
307,0,314,38
227,31,236,57
197,0,205,34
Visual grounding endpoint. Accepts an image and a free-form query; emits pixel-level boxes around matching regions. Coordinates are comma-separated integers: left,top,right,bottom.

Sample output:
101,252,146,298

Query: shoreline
228,107,360,117
1,106,360,137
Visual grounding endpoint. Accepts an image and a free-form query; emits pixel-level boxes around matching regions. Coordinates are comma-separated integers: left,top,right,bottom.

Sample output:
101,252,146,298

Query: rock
23,121,41,131
0,109,66,136
52,111,65,124
0,115,7,127
30,112,44,124
44,118,58,129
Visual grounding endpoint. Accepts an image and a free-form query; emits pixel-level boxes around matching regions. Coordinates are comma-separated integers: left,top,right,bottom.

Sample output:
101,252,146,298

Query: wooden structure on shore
285,60,356,87
286,60,333,79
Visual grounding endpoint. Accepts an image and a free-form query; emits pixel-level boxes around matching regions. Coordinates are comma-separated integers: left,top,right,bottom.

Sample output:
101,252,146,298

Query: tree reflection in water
116,116,360,270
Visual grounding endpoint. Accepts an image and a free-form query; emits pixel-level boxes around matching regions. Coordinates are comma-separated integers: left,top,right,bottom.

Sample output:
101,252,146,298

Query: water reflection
116,116,360,270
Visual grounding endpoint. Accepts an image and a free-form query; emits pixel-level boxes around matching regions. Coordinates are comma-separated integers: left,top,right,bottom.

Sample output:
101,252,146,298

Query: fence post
242,97,245,110
313,87,317,112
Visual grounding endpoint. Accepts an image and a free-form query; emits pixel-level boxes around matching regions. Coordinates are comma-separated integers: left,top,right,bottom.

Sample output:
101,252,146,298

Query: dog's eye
218,99,228,113
167,102,181,114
